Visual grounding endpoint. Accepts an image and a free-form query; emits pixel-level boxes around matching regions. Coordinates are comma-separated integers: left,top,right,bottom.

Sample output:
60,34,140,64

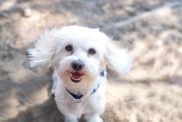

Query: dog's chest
54,83,106,118
55,88,99,117
54,75,107,118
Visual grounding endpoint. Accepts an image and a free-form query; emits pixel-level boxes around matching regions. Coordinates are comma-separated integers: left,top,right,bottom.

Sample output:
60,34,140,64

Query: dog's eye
65,45,73,52
88,48,96,55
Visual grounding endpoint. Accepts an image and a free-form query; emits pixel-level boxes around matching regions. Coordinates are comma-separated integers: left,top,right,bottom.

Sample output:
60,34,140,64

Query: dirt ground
0,0,182,122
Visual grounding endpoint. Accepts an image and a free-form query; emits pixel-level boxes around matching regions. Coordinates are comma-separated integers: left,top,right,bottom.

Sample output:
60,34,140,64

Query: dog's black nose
71,60,84,71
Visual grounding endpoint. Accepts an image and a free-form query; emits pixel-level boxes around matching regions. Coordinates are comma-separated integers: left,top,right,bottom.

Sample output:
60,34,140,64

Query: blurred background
0,0,182,122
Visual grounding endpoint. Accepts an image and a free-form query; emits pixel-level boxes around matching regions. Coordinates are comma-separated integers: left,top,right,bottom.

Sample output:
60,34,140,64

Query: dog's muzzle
70,60,84,83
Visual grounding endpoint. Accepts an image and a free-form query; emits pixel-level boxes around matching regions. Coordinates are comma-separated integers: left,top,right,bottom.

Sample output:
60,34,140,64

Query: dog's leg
64,115,78,122
86,114,103,122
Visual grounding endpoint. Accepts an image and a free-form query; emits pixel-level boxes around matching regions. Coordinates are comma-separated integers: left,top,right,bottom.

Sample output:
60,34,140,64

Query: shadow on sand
4,96,66,122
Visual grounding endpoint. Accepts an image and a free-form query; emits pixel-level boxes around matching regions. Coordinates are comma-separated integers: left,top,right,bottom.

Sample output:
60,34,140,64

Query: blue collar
65,70,105,101
66,88,83,100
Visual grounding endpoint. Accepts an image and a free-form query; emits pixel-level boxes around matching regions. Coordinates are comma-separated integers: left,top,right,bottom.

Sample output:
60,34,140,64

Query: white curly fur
28,25,132,122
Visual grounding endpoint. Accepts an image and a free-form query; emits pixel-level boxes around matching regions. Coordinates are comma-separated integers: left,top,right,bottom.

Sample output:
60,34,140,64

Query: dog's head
28,25,132,91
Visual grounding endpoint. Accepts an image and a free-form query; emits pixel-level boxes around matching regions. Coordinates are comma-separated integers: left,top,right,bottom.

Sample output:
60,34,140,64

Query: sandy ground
0,0,182,122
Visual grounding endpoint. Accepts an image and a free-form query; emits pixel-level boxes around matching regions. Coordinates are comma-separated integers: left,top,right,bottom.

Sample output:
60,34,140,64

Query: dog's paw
87,115,103,122
65,116,78,122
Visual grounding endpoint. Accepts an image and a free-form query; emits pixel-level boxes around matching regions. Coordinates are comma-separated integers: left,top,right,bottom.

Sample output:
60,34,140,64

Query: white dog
28,25,132,122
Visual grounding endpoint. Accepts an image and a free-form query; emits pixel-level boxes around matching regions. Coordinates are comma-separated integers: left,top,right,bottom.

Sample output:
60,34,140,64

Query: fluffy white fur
28,25,132,122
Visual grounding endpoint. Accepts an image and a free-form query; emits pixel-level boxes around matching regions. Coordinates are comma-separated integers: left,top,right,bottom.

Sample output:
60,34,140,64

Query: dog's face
28,26,132,92
52,27,108,89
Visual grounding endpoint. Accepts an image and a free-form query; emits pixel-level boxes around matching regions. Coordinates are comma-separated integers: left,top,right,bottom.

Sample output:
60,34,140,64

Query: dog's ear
27,28,60,68
105,42,133,75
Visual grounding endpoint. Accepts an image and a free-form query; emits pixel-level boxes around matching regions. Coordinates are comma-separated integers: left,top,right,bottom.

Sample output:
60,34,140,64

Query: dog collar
65,88,83,100
65,70,106,103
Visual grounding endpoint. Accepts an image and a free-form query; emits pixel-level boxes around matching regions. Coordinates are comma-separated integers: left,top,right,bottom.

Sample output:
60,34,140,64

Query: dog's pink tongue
72,72,82,79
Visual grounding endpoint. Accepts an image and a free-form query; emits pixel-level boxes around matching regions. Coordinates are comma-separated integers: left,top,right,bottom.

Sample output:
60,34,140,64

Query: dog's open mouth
70,72,84,83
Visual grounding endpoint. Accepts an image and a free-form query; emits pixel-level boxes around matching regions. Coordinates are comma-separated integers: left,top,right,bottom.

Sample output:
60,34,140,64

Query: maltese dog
28,25,132,122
